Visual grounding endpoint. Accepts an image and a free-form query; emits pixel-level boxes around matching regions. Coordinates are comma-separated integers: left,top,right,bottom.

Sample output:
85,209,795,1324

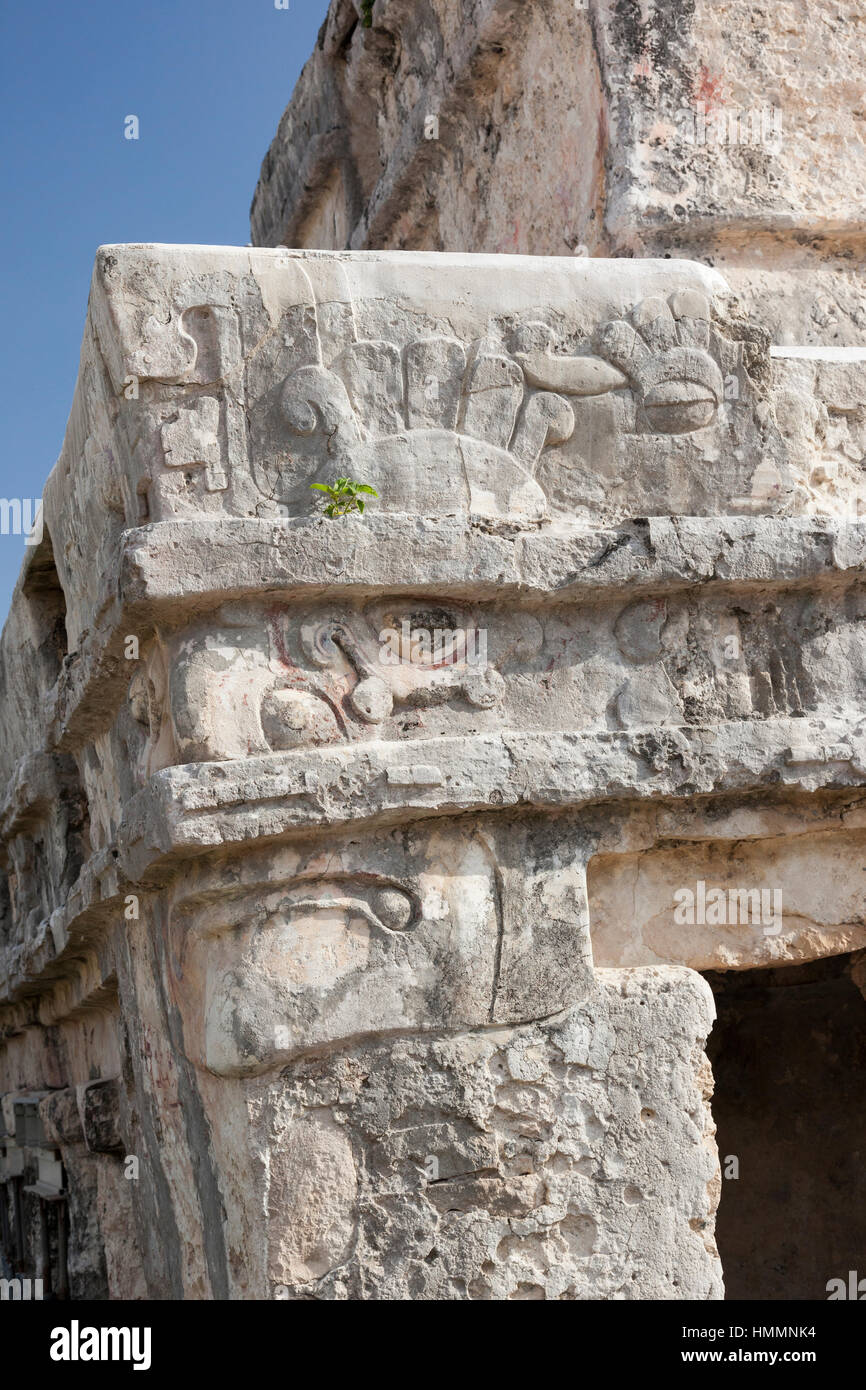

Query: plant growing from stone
361,0,374,28
310,476,379,518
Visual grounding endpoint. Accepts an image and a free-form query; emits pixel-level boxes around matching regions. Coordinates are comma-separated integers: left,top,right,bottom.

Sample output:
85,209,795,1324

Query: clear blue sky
0,0,330,617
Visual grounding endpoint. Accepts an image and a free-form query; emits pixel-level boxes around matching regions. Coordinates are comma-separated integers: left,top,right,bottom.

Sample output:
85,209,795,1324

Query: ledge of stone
115,717,866,880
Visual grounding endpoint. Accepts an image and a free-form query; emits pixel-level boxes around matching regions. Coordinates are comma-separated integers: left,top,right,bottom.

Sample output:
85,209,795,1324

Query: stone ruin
1,0,865,1301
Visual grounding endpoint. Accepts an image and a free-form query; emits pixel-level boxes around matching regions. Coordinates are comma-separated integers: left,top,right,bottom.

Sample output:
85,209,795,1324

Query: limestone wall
0,239,863,1297
251,1,866,262
251,0,866,356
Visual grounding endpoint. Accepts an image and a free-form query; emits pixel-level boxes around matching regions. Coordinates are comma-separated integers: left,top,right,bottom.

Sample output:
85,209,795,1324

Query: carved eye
643,381,717,434
405,608,456,633
278,879,419,934
372,887,414,932
381,608,459,666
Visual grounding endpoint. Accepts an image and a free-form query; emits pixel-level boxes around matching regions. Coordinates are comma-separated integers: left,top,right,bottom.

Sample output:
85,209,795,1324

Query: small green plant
310,476,379,518
360,0,374,28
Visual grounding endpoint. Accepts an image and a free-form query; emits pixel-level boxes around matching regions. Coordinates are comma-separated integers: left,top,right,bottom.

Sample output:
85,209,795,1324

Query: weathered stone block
1,241,863,1299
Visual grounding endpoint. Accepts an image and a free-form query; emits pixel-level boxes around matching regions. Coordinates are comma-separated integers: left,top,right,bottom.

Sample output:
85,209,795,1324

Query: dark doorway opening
705,953,866,1301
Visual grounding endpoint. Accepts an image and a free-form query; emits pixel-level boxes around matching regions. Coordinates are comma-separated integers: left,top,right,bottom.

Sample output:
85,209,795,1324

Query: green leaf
311,474,379,519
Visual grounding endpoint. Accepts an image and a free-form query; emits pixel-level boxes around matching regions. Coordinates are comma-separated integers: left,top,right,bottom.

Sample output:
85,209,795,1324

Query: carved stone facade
2,0,866,1302
1,242,864,1299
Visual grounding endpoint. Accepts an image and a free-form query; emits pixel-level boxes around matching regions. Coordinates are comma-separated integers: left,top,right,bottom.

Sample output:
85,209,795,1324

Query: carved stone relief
113,584,866,771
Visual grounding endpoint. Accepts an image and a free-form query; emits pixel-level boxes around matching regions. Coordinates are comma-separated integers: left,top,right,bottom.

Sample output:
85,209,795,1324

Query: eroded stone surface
251,1,866,272
1,240,863,1300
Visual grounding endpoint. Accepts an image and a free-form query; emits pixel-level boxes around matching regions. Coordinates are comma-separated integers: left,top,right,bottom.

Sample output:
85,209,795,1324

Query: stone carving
167,814,593,1073
0,0,841,1305
126,579,863,772
3,244,866,1303
160,397,226,492
277,333,570,522
184,871,424,1077
594,291,724,434
303,607,505,722
270,286,728,522
68,243,859,537
159,599,519,763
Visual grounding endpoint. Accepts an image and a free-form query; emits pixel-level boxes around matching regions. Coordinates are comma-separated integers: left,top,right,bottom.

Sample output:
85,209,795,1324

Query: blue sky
0,0,330,616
